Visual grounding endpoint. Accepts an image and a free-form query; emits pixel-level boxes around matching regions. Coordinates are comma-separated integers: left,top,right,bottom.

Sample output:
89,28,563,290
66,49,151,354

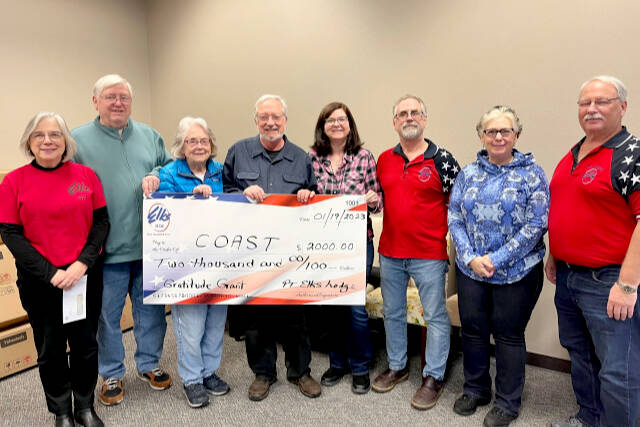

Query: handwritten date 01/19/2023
298,207,366,228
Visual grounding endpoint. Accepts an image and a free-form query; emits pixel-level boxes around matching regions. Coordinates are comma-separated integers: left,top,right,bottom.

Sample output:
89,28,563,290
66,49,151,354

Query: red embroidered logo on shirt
582,166,602,185
68,182,91,200
418,167,432,183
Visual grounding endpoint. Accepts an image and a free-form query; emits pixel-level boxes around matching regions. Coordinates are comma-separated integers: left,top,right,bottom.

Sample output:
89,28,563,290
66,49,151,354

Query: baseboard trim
450,326,571,373
526,352,571,373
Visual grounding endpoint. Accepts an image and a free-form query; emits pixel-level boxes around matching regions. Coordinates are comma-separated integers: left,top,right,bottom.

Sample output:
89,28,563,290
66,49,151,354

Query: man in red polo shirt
546,76,640,427
373,94,460,410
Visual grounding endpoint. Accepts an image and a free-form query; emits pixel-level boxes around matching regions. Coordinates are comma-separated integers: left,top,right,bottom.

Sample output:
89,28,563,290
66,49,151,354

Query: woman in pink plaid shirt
308,102,382,394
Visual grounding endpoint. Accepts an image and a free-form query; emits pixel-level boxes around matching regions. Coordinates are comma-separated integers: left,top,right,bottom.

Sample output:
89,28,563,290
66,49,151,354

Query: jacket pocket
283,174,305,185
237,171,259,181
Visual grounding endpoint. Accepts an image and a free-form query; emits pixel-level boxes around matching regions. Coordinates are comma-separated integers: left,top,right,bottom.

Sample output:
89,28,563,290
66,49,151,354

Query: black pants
244,305,311,381
456,262,543,416
17,263,102,416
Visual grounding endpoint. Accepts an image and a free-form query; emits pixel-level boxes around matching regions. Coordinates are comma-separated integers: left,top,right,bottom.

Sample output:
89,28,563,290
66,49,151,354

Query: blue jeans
555,262,640,427
379,255,450,380
327,240,374,375
97,261,168,379
172,304,227,385
457,263,543,416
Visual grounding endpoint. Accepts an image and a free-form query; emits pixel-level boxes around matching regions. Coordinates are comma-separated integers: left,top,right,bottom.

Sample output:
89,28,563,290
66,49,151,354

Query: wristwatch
616,281,638,294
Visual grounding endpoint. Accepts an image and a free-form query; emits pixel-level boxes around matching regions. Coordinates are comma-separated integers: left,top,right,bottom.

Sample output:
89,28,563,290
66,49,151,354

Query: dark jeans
555,262,640,427
17,263,102,416
326,240,374,375
245,305,311,381
457,262,543,416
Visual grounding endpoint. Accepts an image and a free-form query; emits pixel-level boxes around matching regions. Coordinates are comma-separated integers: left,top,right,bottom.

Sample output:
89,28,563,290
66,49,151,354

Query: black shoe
453,393,491,416
183,383,210,408
321,367,346,387
55,414,75,427
351,374,371,394
483,406,518,427
73,408,104,427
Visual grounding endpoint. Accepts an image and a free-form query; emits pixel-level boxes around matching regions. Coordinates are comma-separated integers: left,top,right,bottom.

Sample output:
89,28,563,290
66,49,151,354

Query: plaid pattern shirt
309,147,382,240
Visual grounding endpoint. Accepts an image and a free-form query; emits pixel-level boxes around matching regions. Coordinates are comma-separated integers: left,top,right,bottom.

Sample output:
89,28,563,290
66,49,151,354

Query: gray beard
401,124,421,139
260,132,283,143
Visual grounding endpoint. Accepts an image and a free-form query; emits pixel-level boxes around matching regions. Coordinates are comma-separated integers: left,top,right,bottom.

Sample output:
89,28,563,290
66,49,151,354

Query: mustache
402,123,418,129
584,113,604,121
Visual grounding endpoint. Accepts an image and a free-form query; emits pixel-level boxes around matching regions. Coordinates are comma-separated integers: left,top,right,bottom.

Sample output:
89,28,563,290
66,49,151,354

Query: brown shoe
372,366,409,393
137,368,172,390
99,378,124,406
248,376,276,401
289,374,321,398
411,375,444,410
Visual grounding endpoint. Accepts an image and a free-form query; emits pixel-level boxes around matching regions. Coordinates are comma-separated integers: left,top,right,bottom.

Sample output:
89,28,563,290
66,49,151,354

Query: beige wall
0,0,152,170
147,0,640,360
3,0,640,360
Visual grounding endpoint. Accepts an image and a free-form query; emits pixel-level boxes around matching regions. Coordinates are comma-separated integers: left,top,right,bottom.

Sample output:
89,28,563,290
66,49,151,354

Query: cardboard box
0,244,17,286
0,171,7,245
120,295,133,331
0,322,37,379
0,282,28,331
119,297,169,332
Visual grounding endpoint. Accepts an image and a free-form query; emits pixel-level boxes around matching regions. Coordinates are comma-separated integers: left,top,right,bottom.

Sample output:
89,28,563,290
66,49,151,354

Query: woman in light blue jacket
158,117,227,408
447,106,549,427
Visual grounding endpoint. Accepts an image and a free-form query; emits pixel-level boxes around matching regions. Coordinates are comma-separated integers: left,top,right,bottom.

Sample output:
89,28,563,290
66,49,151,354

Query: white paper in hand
63,275,87,324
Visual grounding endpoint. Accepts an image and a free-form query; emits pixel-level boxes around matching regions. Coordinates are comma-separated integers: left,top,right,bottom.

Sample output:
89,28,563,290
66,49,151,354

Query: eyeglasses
394,110,425,121
101,94,132,104
325,117,349,125
31,131,64,142
185,138,210,147
577,97,619,108
483,128,515,138
257,114,285,123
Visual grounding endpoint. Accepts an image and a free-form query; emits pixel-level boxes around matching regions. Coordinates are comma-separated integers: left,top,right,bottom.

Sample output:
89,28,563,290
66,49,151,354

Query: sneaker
137,368,172,390
99,378,124,406
548,416,585,427
453,393,491,416
351,373,371,394
183,383,209,408
483,406,518,427
321,367,346,387
203,373,230,396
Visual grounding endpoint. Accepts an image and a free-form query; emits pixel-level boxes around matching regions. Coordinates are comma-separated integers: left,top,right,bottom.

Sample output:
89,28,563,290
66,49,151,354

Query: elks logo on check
147,203,171,232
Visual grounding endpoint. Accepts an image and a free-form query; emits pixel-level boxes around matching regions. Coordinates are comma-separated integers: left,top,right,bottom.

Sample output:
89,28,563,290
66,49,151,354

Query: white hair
392,94,427,117
254,94,288,117
19,112,77,162
171,116,217,159
476,105,523,138
92,74,133,98
580,75,627,102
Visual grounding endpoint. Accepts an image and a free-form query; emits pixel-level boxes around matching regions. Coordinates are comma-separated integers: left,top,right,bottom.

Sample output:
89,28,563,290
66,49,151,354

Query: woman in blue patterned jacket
158,117,228,408
447,106,549,427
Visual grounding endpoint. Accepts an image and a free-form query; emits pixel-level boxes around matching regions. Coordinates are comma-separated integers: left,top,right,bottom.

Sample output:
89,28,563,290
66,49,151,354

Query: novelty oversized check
142,193,367,305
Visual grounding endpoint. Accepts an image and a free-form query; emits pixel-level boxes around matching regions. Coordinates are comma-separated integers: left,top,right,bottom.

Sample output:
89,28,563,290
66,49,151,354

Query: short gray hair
171,116,217,159
580,75,627,102
392,94,427,117
254,94,288,118
19,112,77,162
476,105,523,138
92,74,133,98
